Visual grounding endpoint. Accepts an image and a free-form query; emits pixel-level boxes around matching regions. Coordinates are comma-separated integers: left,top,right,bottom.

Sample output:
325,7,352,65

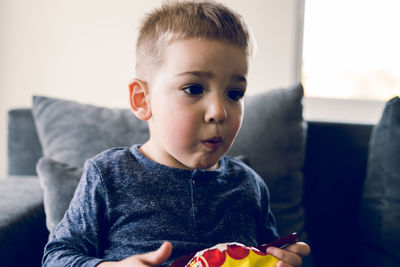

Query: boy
42,1,310,266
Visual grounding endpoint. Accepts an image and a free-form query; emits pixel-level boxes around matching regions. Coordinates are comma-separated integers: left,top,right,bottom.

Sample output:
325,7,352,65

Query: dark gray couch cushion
0,176,43,226
32,96,149,168
36,158,82,236
229,83,306,237
0,177,48,267
360,96,400,266
7,109,43,176
33,83,306,239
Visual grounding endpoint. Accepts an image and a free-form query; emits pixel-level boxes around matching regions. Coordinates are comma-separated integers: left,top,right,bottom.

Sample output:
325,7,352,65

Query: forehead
160,39,249,78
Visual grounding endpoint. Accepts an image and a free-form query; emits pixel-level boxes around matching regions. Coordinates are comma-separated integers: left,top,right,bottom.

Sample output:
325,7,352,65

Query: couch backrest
8,109,43,176
303,120,373,266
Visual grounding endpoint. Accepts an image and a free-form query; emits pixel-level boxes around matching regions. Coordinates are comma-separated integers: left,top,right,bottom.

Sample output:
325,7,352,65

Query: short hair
135,0,254,81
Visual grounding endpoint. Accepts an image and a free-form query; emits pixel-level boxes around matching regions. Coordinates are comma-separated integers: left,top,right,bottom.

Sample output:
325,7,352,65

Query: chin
191,159,219,170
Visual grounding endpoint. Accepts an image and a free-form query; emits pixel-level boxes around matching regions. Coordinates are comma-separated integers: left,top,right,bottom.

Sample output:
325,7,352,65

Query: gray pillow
32,96,149,168
359,96,400,266
36,157,82,236
229,83,306,238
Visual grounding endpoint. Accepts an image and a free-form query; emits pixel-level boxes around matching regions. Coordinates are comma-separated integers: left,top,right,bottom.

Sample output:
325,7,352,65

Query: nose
204,96,227,123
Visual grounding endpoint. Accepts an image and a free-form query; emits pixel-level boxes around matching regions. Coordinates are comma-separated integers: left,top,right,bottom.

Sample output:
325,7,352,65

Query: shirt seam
190,177,197,240
88,159,111,226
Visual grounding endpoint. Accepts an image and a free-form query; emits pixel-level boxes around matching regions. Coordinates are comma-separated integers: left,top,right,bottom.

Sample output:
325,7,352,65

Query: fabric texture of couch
359,96,400,266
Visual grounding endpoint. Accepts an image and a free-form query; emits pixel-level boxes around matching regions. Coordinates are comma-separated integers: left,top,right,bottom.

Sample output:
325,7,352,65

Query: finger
276,257,302,267
276,260,294,267
284,242,310,257
136,241,173,266
266,246,302,267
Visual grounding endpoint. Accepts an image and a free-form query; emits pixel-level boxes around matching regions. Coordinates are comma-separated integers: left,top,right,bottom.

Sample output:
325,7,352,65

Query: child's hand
266,242,310,267
98,241,172,267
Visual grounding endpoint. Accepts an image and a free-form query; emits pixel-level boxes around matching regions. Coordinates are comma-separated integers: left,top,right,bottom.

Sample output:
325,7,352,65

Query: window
302,0,400,101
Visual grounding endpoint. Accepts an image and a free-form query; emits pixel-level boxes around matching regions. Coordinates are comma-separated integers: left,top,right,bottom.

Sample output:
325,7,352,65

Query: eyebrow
175,71,247,83
231,74,247,83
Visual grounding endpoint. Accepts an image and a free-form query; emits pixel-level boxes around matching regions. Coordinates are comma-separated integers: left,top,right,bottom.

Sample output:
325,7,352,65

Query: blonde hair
135,0,254,81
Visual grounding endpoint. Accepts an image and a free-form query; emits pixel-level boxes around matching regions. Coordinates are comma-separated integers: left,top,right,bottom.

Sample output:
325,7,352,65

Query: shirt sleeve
257,178,280,244
42,160,109,267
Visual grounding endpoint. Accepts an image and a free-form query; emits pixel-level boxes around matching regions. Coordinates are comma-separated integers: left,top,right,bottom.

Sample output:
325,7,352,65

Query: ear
129,79,152,121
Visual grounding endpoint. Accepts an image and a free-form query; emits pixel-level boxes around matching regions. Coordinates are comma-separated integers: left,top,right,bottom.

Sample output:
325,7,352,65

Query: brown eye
226,89,244,101
182,84,204,96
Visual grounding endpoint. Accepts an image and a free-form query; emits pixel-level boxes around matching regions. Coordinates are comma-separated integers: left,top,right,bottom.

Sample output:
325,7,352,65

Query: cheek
160,107,199,146
227,108,243,141
230,119,242,139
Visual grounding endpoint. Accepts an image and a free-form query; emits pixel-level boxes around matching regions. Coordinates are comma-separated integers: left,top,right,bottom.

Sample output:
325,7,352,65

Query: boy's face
139,39,248,170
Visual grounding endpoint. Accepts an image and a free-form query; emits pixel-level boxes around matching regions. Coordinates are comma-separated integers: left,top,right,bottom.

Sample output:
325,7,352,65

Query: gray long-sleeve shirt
42,145,278,266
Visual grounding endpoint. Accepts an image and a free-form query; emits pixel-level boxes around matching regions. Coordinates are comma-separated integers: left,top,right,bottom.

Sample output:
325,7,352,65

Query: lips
202,136,222,150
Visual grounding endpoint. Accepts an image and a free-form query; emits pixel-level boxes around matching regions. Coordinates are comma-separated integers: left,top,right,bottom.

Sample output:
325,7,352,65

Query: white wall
0,0,301,177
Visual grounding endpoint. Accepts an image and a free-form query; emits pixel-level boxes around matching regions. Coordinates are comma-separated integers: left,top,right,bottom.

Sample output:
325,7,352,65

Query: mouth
202,136,223,150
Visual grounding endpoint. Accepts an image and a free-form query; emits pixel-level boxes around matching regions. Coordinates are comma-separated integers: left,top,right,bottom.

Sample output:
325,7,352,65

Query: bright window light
302,0,400,101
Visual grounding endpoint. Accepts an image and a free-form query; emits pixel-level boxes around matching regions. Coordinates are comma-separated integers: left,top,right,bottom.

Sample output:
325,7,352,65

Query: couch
1,84,398,267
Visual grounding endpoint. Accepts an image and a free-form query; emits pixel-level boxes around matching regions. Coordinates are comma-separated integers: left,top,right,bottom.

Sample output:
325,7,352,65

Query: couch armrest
0,177,49,267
